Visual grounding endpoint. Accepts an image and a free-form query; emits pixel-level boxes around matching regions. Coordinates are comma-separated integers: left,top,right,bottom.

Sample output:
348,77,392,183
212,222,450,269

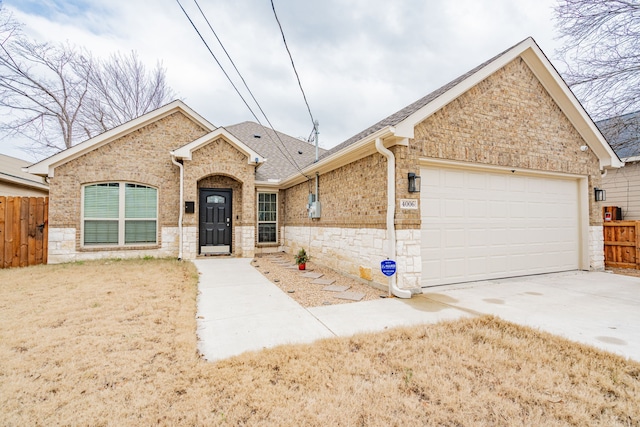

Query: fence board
12,198,20,267
0,196,48,269
0,198,4,268
28,197,36,266
5,197,14,268
603,221,640,269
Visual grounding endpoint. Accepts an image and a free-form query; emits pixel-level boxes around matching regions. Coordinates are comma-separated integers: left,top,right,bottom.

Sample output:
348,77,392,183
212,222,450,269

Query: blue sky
1,0,561,160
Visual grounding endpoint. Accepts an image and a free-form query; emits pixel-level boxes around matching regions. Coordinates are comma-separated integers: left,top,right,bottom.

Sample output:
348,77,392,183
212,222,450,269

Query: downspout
375,137,412,299
170,154,184,260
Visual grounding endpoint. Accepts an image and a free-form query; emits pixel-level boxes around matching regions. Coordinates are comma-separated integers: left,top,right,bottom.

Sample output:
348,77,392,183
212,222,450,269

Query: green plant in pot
294,248,309,270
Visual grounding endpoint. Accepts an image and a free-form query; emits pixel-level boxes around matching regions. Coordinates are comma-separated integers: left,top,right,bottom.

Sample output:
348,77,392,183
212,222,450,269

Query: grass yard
1,259,639,426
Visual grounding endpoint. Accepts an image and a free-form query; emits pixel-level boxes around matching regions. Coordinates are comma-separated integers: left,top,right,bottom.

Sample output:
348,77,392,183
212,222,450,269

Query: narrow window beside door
257,192,277,243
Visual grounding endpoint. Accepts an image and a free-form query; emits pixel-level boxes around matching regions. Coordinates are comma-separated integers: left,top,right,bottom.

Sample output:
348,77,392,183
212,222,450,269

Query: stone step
311,278,335,285
323,285,350,292
300,272,323,279
334,291,365,301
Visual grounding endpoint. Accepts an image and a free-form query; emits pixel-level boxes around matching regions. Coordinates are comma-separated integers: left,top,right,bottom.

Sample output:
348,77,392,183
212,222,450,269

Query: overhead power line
175,0,309,178
270,0,317,131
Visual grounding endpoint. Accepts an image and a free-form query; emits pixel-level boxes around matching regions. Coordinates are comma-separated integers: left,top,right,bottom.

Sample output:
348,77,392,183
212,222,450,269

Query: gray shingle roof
596,111,640,159
319,39,529,161
224,121,326,181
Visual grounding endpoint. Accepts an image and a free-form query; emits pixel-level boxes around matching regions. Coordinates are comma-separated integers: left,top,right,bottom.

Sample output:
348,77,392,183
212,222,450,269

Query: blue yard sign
380,259,397,277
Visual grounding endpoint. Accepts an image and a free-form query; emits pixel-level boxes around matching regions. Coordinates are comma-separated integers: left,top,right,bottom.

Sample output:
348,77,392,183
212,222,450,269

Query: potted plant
294,248,309,270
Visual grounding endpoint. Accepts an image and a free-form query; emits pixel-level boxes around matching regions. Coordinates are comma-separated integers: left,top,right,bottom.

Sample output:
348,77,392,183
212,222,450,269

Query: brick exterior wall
283,57,605,290
48,112,208,261
47,112,258,261
182,137,256,257
46,57,604,285
400,58,602,226
283,154,388,228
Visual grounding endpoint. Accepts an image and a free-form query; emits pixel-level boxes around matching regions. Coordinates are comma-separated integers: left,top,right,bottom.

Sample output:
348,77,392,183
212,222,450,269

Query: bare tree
0,37,92,153
0,6,175,156
555,0,640,121
82,51,175,136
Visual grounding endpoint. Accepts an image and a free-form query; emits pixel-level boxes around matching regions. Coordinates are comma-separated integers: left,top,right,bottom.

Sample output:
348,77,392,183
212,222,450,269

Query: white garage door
421,165,580,287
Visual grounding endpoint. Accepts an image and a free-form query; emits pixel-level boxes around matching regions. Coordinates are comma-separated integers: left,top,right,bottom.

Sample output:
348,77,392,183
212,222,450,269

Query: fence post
0,196,5,268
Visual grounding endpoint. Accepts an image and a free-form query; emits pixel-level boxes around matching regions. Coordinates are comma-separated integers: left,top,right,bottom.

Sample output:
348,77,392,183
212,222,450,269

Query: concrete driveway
419,271,640,362
195,258,640,362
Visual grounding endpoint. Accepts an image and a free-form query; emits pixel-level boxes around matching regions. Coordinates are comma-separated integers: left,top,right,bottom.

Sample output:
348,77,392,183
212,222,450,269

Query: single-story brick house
26,37,621,297
598,111,640,219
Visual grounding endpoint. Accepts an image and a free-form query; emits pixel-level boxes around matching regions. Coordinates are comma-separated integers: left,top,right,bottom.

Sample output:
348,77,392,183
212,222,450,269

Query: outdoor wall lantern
594,187,606,202
408,172,421,193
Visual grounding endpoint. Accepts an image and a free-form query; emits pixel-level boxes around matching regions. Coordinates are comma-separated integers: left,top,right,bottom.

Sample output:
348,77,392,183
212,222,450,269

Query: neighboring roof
0,153,48,191
225,121,325,182
171,127,265,166
596,111,640,160
311,37,622,175
26,100,216,177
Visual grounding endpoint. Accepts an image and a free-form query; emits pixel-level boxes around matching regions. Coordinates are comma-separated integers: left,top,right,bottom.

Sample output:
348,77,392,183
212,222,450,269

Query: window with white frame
257,192,277,243
83,183,158,246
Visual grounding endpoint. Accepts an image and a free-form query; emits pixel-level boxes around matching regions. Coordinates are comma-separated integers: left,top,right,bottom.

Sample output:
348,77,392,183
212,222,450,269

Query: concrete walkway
195,258,640,362
195,258,335,360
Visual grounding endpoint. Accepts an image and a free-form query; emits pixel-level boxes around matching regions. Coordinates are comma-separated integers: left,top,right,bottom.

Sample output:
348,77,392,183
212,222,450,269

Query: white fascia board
25,100,217,177
393,37,622,170
518,44,622,170
172,128,265,165
279,126,397,188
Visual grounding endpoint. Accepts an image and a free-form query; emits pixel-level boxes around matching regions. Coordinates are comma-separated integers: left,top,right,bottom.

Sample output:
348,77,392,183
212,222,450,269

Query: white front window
83,183,158,246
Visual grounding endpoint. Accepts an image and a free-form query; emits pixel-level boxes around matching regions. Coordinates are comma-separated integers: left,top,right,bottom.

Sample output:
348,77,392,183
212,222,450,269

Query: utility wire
175,0,310,178
270,0,317,131
190,0,305,174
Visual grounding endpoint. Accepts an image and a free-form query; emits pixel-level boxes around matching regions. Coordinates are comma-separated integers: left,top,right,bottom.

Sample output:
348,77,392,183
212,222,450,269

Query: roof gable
26,100,215,177
171,127,265,166
320,37,621,171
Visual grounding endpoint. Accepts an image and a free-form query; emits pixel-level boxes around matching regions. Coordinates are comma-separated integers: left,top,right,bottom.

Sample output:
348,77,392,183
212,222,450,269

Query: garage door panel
445,228,465,248
421,166,580,287
444,170,464,188
509,201,527,217
468,228,488,247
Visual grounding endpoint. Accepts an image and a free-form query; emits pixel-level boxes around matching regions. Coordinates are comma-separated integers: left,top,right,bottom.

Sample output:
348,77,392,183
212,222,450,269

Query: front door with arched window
199,188,232,254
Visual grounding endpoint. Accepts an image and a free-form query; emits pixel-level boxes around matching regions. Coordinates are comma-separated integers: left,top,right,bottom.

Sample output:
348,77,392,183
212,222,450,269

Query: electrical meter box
309,201,321,219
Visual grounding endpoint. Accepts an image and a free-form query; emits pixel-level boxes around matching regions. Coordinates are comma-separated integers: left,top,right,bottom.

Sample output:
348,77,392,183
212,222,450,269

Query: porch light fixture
594,187,606,202
408,172,421,193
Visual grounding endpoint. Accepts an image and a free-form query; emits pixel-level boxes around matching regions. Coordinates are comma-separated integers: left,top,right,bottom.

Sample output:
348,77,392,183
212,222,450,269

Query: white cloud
0,0,561,159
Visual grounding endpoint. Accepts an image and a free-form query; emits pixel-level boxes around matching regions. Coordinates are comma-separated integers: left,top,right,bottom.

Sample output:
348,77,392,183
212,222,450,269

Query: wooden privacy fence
0,196,48,269
603,221,640,269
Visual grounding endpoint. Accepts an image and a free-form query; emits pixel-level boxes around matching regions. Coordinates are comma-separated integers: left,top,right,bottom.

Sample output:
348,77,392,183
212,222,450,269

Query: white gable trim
25,100,216,177
393,37,622,170
171,127,265,165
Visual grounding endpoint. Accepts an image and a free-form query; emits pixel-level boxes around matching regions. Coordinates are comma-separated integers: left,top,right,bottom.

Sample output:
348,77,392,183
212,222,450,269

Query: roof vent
253,134,261,138
298,150,303,154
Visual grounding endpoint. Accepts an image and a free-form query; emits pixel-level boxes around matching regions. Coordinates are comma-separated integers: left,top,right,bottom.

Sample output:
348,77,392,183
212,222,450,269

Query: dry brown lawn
1,259,639,426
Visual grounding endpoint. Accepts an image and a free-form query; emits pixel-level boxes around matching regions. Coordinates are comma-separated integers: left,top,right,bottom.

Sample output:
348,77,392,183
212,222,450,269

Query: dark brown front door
199,188,231,254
